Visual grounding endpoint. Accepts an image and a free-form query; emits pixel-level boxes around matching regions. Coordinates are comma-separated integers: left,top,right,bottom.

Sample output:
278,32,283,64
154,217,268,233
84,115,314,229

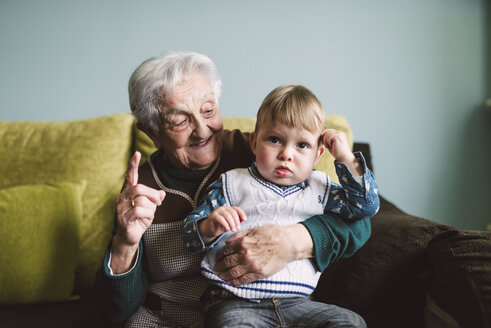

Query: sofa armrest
313,195,452,327
353,142,373,172
426,229,491,327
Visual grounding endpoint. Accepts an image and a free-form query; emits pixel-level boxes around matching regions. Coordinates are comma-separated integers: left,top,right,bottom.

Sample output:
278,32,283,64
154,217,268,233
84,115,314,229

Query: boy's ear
249,132,257,155
314,144,325,166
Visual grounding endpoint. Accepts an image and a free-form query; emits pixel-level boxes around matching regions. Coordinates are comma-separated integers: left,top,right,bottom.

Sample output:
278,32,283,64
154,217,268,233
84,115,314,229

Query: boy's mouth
275,166,292,177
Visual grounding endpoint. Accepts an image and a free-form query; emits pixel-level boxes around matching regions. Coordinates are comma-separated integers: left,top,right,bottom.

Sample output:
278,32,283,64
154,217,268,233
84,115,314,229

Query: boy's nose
279,147,293,161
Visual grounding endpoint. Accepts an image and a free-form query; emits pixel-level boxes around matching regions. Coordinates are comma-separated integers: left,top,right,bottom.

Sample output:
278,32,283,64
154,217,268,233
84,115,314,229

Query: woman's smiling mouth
189,136,212,149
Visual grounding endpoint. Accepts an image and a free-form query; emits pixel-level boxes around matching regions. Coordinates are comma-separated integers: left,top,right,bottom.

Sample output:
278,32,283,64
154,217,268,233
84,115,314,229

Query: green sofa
0,113,489,328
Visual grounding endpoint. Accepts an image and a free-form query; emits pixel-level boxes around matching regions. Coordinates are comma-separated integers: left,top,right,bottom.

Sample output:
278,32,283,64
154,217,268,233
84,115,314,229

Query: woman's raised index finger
126,151,141,187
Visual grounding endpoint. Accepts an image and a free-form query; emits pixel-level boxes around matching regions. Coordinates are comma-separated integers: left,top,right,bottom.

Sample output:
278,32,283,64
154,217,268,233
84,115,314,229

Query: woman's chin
188,160,216,171
186,151,220,170
180,134,222,170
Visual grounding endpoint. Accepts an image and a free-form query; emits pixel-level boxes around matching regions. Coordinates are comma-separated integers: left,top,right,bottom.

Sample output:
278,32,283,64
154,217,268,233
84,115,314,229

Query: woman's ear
249,132,257,155
136,122,160,148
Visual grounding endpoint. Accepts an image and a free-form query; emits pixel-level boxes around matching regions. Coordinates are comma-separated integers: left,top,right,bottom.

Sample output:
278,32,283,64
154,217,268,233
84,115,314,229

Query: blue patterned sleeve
182,177,227,252
324,152,380,220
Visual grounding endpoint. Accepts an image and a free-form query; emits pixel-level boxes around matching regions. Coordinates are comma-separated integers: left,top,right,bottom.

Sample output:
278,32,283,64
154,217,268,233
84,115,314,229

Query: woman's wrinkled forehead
159,74,217,111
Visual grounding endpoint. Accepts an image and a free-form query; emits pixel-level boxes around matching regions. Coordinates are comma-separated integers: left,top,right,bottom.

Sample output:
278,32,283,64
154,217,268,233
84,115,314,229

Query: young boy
182,84,379,327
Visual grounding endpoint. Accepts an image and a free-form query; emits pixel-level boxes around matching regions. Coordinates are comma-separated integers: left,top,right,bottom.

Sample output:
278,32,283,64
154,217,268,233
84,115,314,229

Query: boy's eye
297,142,309,149
267,136,280,144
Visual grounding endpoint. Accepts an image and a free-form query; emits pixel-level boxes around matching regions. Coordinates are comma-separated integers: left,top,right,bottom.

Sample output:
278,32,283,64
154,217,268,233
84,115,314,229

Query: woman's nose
192,116,208,137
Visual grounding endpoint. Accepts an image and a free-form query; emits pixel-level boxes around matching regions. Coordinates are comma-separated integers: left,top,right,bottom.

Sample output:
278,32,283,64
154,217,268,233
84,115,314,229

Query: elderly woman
95,52,371,327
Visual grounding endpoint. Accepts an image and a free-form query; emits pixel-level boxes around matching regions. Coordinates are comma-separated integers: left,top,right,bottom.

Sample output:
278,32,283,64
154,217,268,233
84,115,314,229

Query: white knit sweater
201,167,330,299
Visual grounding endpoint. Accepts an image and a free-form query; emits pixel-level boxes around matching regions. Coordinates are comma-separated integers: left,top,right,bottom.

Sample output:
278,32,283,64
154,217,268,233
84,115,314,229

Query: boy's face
250,118,325,186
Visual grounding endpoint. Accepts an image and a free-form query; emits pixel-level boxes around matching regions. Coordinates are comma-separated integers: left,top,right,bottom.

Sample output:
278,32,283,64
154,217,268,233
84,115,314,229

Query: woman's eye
175,118,188,126
202,103,215,116
170,115,188,126
169,118,189,132
164,113,190,131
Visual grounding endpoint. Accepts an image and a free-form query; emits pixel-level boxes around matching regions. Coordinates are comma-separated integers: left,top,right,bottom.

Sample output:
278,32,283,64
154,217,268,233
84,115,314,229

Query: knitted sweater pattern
201,167,329,298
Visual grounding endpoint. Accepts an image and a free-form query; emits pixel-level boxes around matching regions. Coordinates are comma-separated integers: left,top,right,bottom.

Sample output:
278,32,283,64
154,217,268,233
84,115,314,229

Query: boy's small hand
200,206,247,241
322,129,364,176
322,129,354,163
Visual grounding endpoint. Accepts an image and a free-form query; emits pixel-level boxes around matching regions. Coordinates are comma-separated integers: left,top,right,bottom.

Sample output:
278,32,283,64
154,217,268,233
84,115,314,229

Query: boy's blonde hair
255,84,326,134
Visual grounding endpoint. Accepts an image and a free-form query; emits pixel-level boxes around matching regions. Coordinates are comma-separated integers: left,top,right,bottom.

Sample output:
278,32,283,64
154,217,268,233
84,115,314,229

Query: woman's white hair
128,51,222,139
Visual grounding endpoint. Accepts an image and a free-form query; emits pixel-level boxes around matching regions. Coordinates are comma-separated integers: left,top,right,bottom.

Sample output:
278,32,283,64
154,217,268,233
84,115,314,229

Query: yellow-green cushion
135,115,352,184
0,182,85,304
0,113,135,290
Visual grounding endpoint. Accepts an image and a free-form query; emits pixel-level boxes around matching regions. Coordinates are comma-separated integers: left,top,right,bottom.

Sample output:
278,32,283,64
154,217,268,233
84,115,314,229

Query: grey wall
1,0,489,230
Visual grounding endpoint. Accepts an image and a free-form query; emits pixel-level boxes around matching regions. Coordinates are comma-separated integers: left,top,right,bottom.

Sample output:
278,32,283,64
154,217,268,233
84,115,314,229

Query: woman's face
155,73,223,170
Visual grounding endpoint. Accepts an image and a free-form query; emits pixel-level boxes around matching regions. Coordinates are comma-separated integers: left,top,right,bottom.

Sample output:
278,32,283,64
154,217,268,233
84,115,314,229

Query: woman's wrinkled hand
213,224,312,286
111,151,166,273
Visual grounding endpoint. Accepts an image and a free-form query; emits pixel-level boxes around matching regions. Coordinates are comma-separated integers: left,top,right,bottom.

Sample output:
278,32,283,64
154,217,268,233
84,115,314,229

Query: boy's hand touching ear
322,129,364,176
322,129,354,163
199,206,247,244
